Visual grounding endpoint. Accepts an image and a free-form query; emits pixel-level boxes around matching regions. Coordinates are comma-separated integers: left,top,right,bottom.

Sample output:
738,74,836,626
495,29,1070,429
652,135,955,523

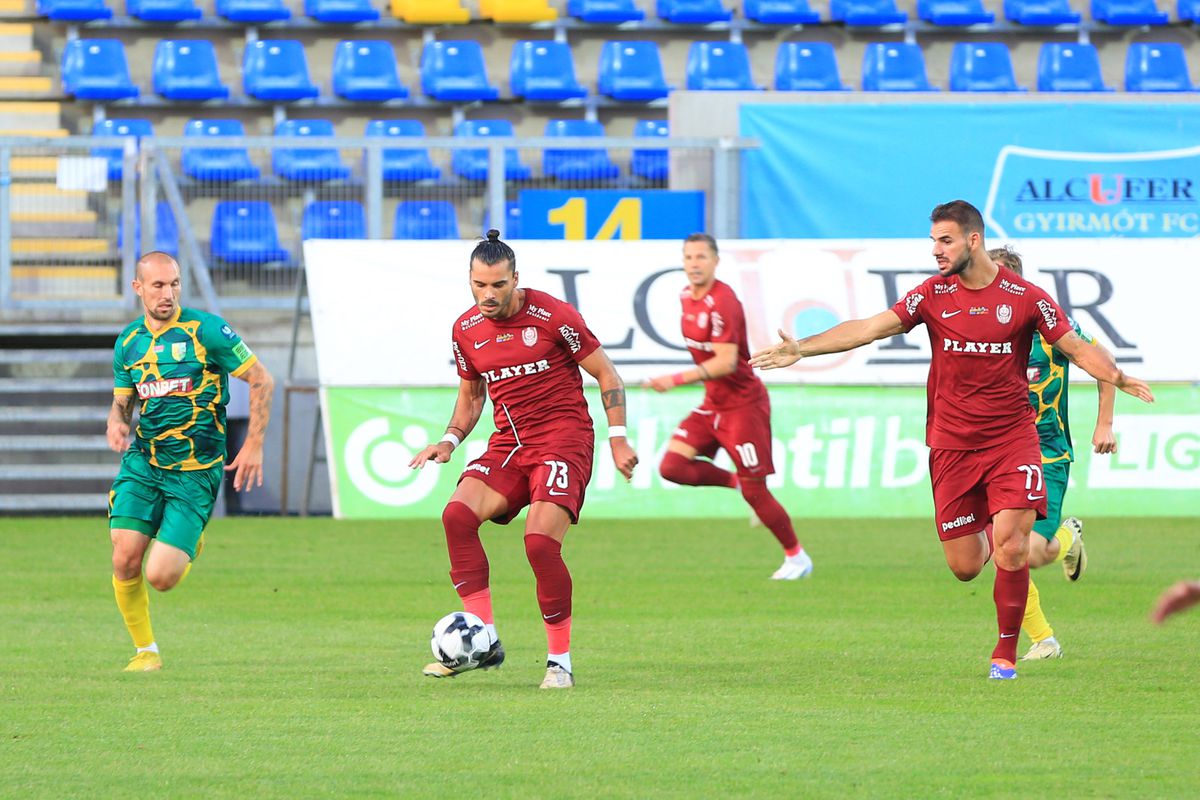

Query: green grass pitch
2,516,1198,798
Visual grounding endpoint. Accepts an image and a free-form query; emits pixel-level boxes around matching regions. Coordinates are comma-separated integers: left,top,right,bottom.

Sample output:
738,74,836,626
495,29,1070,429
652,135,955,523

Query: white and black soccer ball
430,611,493,670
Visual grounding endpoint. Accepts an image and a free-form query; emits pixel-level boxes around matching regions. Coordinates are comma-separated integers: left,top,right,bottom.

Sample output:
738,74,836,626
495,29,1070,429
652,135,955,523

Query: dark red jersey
451,288,601,449
891,266,1071,451
680,280,767,411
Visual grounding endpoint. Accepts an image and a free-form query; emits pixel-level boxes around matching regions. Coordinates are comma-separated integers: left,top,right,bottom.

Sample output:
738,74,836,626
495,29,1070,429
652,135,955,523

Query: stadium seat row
94,118,670,182
204,199,509,266
64,37,1199,105
38,0,1200,26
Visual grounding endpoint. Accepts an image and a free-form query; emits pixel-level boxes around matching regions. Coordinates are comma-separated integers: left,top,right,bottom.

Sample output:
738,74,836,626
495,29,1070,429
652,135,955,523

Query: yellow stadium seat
391,0,469,23
484,0,558,22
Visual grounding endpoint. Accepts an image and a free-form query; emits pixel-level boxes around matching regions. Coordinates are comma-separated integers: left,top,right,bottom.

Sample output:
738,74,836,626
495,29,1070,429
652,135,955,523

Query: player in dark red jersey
646,233,811,580
750,201,1154,680
410,230,638,689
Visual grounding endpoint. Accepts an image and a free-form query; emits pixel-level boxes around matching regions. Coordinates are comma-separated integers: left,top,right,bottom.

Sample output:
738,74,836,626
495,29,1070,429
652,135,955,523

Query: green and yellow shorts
1032,459,1071,541
108,448,222,559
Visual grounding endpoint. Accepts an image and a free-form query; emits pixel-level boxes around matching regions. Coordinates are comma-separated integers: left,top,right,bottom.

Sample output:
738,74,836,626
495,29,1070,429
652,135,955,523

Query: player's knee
111,550,141,579
524,533,563,568
442,500,481,533
144,564,181,592
950,564,981,582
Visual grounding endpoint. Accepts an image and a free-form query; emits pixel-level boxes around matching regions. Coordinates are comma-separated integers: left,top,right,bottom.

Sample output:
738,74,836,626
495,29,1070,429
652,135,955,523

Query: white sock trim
136,643,159,654
548,652,572,674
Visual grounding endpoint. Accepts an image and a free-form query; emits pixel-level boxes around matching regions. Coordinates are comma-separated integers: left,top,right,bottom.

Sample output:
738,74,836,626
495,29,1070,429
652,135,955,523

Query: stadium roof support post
92,105,106,126
365,143,384,239
0,146,10,311
121,138,138,297
152,149,222,315
487,142,506,242
713,139,732,238
139,141,157,263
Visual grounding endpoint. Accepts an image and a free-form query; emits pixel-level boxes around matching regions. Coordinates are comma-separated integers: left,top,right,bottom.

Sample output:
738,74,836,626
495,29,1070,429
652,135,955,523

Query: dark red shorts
460,437,594,525
929,433,1048,541
671,399,774,478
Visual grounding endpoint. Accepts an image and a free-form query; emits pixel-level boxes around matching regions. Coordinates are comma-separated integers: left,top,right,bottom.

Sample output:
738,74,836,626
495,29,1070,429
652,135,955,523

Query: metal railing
0,134,757,312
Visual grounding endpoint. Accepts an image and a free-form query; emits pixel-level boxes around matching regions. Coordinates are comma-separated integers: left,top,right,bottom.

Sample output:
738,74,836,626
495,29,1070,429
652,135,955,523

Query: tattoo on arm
112,395,134,424
247,367,274,441
447,424,467,436
602,388,625,411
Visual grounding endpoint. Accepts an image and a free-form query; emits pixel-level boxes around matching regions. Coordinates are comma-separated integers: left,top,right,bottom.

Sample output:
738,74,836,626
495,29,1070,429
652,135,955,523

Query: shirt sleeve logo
558,324,581,354
220,324,238,340
232,341,253,362
904,291,925,316
711,311,725,337
1036,299,1059,329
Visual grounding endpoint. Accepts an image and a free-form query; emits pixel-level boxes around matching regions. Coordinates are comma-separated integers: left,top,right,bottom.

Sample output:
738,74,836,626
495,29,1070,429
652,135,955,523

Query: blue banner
520,190,704,240
740,103,1200,239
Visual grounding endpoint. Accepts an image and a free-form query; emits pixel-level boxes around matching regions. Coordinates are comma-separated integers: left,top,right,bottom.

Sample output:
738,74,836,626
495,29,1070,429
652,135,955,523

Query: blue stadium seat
92,118,153,180
394,201,460,240
543,119,621,181
118,201,179,258
126,0,201,21
657,0,732,22
1181,0,1200,20
631,119,668,182
862,42,935,91
216,0,291,22
510,41,588,101
211,201,290,264
744,0,821,23
61,39,138,100
153,40,230,101
949,42,1026,92
567,0,644,22
1037,43,1113,92
333,41,409,102
365,119,442,181
305,0,379,22
182,119,262,182
1003,0,1081,23
686,42,760,91
830,0,908,24
1125,42,1195,91
273,119,351,181
482,201,522,239
242,40,320,102
37,0,112,21
1091,0,1168,23
420,40,500,102
451,119,533,181
774,42,846,90
302,201,366,240
918,0,994,23
92,119,150,181
598,41,672,101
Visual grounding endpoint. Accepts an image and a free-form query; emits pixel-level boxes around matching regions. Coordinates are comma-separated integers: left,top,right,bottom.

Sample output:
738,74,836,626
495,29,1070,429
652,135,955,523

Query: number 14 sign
519,190,705,240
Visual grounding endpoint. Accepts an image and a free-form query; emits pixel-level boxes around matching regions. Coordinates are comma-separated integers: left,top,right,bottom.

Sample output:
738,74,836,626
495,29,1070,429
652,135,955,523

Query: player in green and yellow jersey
990,247,1117,661
107,252,274,672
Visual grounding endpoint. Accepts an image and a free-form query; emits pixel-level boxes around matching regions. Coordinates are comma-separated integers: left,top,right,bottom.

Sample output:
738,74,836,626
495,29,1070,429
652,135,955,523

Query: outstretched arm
645,341,738,393
750,309,906,370
107,394,135,452
409,377,487,469
1091,341,1117,455
225,360,274,492
1053,331,1154,404
579,347,638,481
1151,580,1200,624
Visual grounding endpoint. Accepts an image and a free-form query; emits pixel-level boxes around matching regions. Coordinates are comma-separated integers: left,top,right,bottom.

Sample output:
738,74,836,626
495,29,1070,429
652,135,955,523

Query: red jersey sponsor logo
481,358,551,384
460,313,484,331
942,339,1014,355
710,310,725,337
136,377,193,399
934,283,958,295
526,303,552,322
969,306,989,315
496,333,514,344
683,336,714,352
904,292,925,316
465,463,491,476
999,279,1026,296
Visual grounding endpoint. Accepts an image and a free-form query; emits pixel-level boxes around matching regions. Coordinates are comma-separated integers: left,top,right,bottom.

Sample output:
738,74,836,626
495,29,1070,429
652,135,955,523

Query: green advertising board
323,385,1200,519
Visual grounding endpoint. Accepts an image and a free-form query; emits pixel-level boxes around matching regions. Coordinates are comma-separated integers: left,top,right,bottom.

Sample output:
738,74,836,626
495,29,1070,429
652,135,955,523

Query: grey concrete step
0,406,109,421
0,349,112,364
0,435,117,465
9,185,90,214
1,434,110,450
0,493,108,513
0,349,114,379
0,376,113,399
0,464,114,479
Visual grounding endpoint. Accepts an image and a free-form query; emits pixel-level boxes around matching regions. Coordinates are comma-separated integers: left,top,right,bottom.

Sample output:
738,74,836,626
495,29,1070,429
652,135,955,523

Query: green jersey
1027,319,1094,465
113,307,256,471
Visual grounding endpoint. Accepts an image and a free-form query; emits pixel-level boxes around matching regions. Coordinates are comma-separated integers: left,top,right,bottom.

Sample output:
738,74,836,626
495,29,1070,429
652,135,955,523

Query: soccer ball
430,611,493,671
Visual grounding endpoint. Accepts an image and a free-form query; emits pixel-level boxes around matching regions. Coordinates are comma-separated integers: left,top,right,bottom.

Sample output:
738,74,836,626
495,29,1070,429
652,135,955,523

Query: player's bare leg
526,501,575,689
940,530,992,582
424,478,508,679
988,508,1034,679
111,528,162,671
